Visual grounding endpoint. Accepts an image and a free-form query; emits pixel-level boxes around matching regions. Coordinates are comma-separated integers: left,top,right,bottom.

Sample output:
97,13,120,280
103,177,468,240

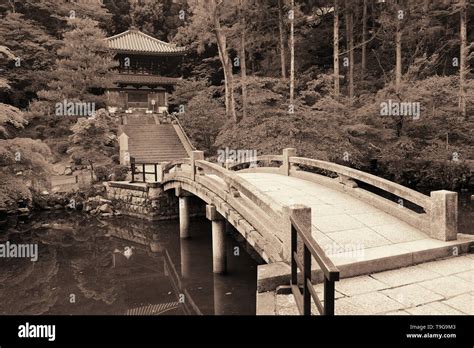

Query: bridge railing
227,148,458,241
161,158,192,173
170,113,196,155
290,205,339,315
158,152,284,223
129,158,191,183
226,155,283,170
194,159,284,223
157,151,287,262
158,151,283,224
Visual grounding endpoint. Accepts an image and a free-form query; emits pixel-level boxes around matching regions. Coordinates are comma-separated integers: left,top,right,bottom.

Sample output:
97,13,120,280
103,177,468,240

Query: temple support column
206,204,227,274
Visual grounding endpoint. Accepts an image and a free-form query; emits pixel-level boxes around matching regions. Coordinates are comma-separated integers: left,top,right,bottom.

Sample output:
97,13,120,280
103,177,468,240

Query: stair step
131,144,184,146
131,150,186,152
131,146,185,149
131,137,181,139
119,119,190,162
131,144,184,145
131,153,188,157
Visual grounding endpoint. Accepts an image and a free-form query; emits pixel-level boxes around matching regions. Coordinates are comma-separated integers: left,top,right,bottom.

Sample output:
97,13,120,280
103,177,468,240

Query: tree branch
338,27,382,56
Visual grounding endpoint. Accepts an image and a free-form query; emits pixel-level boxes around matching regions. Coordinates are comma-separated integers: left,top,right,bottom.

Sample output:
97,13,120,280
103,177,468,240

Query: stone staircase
123,113,157,125
118,113,191,163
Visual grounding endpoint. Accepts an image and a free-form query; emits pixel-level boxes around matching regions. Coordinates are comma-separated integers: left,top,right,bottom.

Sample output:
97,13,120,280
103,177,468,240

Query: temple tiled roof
113,74,182,86
106,29,186,56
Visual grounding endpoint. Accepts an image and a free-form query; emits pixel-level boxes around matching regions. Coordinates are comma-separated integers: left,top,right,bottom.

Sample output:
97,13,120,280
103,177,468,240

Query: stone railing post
119,133,129,165
282,148,296,176
281,204,311,262
156,161,170,183
191,150,204,181
430,190,458,241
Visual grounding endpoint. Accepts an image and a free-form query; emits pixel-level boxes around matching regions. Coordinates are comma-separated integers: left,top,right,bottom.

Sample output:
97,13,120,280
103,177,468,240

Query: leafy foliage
170,80,226,155
34,17,118,115
0,13,59,107
68,109,118,169
0,138,52,209
0,104,28,138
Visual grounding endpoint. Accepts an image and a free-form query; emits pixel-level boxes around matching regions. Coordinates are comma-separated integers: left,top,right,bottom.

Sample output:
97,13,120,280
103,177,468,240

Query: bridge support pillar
176,187,192,239
206,205,227,274
179,196,190,238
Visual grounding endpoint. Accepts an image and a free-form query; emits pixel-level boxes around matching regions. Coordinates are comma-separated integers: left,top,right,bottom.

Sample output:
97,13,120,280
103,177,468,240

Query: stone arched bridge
107,148,473,314
158,148,470,263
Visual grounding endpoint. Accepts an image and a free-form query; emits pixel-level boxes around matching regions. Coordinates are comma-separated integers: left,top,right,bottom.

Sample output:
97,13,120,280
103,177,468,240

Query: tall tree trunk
213,4,237,122
459,0,467,119
8,0,15,12
395,2,403,136
346,0,354,99
215,31,230,117
395,15,402,93
227,59,237,122
361,0,367,75
333,0,340,97
240,0,248,120
278,0,287,78
289,0,295,105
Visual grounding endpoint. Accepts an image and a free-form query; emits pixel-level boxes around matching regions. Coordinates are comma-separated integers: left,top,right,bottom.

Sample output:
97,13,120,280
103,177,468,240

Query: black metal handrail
290,212,340,315
130,157,159,183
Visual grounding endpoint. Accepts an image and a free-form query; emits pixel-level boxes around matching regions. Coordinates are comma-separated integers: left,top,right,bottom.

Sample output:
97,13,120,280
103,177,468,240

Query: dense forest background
0,0,473,210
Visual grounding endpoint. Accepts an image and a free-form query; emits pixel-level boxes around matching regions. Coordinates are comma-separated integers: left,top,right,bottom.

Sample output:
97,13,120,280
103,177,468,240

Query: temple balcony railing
116,67,162,75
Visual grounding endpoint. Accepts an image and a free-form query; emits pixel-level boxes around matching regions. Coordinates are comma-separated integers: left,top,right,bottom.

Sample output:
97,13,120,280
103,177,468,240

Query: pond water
0,212,258,315
458,192,474,235
0,189,471,316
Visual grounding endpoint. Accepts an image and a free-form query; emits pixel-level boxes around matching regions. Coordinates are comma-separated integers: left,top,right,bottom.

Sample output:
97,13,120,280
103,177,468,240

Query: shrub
72,154,82,165
0,103,28,131
55,141,69,155
378,159,472,192
94,165,111,182
0,138,52,210
112,165,128,181
45,125,70,138
35,125,46,138
0,147,15,166
111,154,120,164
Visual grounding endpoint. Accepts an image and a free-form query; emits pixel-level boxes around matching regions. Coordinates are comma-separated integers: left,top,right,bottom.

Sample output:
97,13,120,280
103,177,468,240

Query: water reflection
459,192,474,234
0,212,258,315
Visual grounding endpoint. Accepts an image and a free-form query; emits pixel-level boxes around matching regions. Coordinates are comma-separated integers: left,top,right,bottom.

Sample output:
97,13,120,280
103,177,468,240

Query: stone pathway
268,255,474,315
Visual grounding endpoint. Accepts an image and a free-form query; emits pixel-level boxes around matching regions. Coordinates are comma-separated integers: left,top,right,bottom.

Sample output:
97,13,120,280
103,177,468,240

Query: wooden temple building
105,28,186,114
107,29,193,166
